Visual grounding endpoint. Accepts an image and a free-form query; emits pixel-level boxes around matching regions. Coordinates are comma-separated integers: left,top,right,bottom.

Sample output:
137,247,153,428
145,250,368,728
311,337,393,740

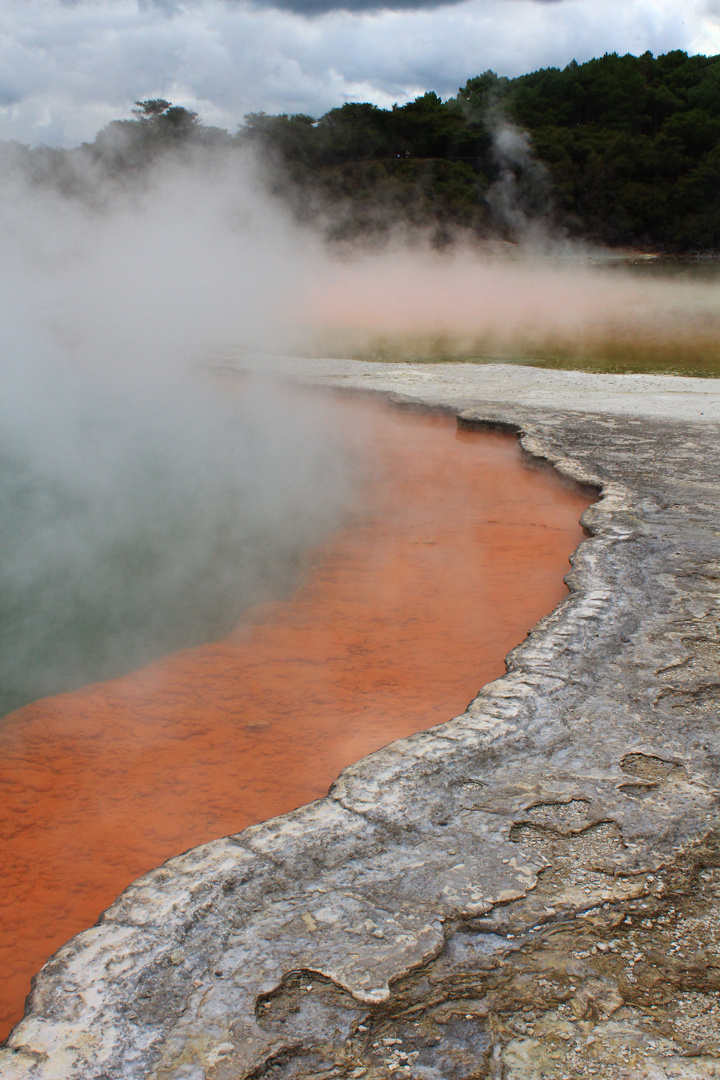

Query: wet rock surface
3,361,720,1080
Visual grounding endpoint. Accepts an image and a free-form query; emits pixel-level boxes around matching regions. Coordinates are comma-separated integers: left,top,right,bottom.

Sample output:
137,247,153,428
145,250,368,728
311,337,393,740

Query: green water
0,375,351,721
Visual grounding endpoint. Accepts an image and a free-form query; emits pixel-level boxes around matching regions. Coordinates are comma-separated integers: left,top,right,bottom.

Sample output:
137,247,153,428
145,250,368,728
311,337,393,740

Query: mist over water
0,370,352,717
0,152,353,718
303,246,720,370
2,134,720,719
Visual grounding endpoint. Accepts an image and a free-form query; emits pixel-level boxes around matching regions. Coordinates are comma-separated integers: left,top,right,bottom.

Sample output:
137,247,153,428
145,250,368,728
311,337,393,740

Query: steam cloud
2,135,719,716
0,149,353,717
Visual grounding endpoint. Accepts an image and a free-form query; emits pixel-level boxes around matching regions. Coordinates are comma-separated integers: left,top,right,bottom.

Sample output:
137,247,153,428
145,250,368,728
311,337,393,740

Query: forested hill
502,51,720,252
9,50,720,253
239,51,720,252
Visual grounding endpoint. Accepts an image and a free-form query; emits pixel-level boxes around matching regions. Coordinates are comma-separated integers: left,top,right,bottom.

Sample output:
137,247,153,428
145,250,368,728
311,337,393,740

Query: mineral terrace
3,360,720,1080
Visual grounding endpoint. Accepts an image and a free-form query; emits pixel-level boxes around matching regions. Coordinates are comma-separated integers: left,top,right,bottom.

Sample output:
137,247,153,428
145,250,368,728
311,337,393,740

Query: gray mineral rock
3,360,720,1080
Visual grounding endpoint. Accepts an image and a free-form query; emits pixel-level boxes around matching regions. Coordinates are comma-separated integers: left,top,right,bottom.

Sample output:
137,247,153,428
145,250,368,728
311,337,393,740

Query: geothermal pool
0,394,591,1041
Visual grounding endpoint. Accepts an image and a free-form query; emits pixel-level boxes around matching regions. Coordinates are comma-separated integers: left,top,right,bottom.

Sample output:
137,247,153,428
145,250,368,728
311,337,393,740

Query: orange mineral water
0,396,591,1040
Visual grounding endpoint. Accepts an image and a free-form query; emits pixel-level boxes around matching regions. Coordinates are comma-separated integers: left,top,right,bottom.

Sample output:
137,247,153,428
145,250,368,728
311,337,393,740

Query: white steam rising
0,148,326,366
2,137,720,715
0,149,351,717
304,247,720,363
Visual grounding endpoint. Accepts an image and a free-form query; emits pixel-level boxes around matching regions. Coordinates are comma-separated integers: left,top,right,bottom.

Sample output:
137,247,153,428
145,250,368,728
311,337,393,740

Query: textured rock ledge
4,361,720,1080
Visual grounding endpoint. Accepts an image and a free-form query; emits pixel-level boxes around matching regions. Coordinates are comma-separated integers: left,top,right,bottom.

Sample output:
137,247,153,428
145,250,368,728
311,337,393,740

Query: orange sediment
0,398,592,1040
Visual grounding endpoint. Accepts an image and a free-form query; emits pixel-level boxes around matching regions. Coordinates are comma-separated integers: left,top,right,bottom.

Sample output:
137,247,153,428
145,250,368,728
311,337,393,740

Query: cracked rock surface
3,361,720,1080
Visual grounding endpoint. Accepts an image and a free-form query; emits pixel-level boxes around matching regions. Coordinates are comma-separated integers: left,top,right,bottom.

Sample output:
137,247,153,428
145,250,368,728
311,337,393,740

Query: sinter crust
4,361,720,1080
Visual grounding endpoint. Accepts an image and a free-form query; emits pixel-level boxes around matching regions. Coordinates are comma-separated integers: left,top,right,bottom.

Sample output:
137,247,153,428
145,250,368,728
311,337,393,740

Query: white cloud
0,0,714,146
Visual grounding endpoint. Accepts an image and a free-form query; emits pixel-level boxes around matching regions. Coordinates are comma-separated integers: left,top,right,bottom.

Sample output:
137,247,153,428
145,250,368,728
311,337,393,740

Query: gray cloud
242,0,559,13
0,85,21,107
250,0,470,14
138,0,563,13
0,0,714,147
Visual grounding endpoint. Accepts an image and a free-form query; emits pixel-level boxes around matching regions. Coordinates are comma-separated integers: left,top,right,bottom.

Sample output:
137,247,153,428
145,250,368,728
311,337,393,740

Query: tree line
7,52,720,252
238,51,720,251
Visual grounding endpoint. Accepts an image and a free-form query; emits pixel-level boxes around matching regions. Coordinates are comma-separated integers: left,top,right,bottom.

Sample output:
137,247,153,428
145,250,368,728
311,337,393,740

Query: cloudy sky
1,0,718,147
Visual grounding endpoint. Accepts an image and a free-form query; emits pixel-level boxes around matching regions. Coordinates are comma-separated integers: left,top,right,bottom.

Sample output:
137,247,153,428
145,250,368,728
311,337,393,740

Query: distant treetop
132,99,173,119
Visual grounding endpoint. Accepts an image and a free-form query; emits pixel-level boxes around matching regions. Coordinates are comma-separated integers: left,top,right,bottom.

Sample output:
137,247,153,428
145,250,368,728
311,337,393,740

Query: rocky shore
3,360,720,1080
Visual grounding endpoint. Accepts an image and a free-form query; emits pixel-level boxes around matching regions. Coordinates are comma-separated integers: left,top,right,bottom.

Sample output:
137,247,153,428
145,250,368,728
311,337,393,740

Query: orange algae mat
0,398,592,1039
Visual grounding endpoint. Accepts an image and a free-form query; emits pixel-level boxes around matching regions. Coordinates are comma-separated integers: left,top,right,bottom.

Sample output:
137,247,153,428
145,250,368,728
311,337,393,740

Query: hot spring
0,379,592,1040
